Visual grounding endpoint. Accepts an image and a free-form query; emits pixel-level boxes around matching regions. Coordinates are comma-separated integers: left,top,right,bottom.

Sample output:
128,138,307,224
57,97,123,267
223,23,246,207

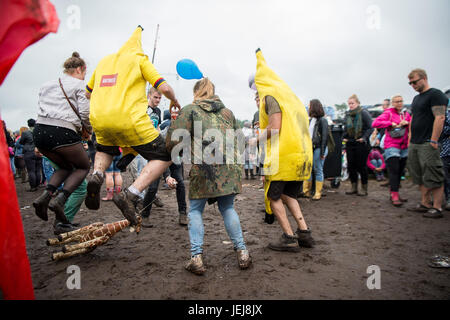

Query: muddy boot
296,228,315,248
153,197,164,208
113,189,141,227
346,182,358,195
268,233,300,252
245,169,249,180
250,170,255,180
48,193,71,225
357,184,368,196
32,190,53,221
185,254,206,275
21,170,28,183
85,172,104,210
236,249,252,270
178,211,188,226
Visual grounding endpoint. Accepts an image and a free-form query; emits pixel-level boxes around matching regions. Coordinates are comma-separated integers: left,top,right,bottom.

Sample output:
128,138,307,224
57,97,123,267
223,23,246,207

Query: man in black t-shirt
407,68,448,218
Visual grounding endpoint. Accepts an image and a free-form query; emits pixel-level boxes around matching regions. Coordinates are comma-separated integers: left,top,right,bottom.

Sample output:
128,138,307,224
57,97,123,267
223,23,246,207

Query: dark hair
27,118,36,128
309,99,325,118
63,52,86,73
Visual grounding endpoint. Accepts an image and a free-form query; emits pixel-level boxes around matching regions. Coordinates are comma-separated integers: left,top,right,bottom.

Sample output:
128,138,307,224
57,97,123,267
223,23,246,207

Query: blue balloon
176,59,203,80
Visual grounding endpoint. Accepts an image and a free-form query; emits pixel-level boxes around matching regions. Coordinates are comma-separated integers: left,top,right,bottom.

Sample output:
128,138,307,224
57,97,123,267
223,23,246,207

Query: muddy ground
16,169,450,300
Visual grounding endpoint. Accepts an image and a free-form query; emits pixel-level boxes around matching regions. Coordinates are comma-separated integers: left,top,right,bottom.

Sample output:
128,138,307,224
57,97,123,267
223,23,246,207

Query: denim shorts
384,147,408,161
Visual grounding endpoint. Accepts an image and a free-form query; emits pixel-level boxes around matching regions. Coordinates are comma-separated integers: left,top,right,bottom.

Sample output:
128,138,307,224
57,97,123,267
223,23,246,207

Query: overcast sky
1,0,449,131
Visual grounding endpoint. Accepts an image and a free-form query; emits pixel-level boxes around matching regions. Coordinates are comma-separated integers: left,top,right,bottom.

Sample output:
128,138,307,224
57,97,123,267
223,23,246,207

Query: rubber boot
346,183,358,195
33,189,53,221
102,188,114,201
250,169,255,180
357,184,368,196
312,181,323,201
48,192,71,225
302,181,312,198
245,169,249,180
390,191,402,207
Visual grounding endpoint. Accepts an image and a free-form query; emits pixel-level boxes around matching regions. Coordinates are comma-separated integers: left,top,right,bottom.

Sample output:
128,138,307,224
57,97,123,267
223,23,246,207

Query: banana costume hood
87,26,166,147
255,49,312,182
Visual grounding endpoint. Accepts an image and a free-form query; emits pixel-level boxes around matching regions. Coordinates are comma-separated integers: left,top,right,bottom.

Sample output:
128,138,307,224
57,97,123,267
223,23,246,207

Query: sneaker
423,208,443,219
113,189,141,226
85,172,104,210
268,233,301,252
48,193,71,225
236,249,252,269
185,254,206,275
179,212,188,226
32,190,52,221
296,228,315,248
153,197,164,208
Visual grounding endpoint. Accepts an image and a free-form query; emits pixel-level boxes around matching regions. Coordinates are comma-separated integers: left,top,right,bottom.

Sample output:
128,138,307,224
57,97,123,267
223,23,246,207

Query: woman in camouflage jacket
166,78,251,275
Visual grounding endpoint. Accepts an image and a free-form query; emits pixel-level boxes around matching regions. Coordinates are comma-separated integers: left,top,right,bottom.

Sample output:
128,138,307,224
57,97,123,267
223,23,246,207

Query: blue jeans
370,159,383,169
309,147,328,182
10,157,15,176
188,194,246,256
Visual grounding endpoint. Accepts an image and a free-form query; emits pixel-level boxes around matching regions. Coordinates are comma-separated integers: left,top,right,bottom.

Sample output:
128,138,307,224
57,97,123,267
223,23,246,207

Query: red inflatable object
0,0,60,85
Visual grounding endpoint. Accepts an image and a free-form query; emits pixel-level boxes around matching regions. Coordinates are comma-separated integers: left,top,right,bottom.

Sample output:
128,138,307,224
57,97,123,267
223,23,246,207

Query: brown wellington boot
346,183,358,195
357,184,368,197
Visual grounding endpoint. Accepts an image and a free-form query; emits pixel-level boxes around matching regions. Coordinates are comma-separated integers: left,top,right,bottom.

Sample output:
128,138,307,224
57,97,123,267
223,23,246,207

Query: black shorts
267,181,301,200
96,135,171,162
34,123,81,151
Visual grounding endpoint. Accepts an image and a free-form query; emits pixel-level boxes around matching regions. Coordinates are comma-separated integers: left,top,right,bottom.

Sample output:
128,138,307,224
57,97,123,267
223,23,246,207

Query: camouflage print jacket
166,95,243,200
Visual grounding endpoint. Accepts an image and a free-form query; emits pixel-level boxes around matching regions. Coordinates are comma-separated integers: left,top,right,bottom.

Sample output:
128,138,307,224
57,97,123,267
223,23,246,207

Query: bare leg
430,185,445,210
281,194,308,230
93,152,113,174
269,198,294,236
104,172,114,189
419,185,432,207
131,160,171,193
113,172,123,189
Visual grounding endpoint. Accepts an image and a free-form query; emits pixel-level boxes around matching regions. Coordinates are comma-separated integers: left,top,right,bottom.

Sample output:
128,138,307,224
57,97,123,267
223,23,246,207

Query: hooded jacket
166,96,242,200
372,108,411,150
87,26,166,147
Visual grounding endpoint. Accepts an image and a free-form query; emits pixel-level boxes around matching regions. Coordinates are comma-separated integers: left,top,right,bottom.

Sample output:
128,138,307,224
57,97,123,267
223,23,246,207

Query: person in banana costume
253,48,315,251
84,26,180,230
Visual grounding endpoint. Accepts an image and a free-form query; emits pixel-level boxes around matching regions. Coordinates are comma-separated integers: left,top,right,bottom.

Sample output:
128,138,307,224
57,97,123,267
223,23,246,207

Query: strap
59,78,83,122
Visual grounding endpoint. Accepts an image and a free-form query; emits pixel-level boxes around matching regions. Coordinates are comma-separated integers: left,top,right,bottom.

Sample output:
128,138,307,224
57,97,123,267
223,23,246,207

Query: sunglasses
409,78,422,86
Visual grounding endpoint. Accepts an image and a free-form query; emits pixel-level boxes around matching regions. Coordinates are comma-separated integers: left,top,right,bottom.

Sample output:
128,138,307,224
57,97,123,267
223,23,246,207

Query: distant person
439,107,449,211
14,127,27,183
366,147,386,181
20,118,42,192
372,95,411,207
343,94,373,196
304,99,329,201
406,68,448,218
382,99,391,110
102,152,123,201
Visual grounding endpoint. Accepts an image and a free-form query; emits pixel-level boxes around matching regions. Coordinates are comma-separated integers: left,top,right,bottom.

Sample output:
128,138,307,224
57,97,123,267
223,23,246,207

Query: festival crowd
4,27,449,276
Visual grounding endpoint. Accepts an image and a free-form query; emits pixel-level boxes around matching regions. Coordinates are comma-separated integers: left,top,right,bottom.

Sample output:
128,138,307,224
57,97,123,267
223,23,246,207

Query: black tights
39,143,90,194
386,157,407,192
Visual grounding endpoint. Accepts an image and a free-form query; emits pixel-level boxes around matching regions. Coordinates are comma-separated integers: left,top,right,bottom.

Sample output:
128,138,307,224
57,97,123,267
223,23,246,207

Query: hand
166,176,177,189
170,101,181,120
357,138,364,143
430,142,438,150
343,139,348,143
320,155,326,160
392,122,399,128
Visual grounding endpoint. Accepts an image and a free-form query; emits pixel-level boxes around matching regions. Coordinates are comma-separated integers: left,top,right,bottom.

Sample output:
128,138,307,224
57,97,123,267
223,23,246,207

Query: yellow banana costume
255,49,313,214
86,26,166,148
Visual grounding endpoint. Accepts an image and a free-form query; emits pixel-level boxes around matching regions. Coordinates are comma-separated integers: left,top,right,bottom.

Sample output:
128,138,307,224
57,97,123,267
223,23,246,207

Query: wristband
430,140,438,144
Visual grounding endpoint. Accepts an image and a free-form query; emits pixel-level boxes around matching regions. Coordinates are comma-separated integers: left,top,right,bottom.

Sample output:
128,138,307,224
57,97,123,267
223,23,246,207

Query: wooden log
62,235,109,253
51,248,93,261
57,222,104,242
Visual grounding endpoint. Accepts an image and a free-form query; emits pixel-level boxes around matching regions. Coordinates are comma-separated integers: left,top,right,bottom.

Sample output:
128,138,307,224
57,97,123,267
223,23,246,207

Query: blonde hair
408,68,427,80
348,94,360,105
391,94,403,102
19,126,28,136
193,78,215,102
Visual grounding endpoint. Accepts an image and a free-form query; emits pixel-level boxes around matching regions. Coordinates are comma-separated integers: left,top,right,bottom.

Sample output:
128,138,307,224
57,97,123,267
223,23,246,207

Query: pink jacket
367,149,386,170
372,108,411,150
